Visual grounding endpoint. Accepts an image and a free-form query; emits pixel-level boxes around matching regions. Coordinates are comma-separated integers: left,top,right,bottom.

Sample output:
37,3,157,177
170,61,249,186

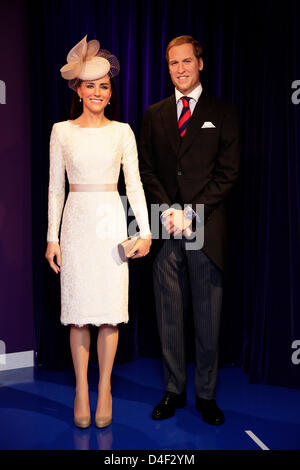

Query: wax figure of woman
45,36,151,429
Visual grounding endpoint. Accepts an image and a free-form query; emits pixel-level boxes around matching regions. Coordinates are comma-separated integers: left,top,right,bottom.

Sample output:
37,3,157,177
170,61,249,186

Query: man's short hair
166,35,203,62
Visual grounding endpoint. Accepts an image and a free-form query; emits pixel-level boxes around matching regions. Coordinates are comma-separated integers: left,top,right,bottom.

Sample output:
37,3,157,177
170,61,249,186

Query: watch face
184,208,194,219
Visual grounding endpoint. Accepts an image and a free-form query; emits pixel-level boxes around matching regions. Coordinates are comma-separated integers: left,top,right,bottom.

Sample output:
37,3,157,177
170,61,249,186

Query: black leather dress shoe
152,391,186,420
195,397,225,425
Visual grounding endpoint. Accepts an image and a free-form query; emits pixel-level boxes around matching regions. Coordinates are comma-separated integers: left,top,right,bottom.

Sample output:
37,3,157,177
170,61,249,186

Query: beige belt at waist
70,184,117,192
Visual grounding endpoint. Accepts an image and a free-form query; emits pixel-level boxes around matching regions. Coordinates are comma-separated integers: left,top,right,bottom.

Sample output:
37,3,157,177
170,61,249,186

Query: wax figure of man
139,35,240,425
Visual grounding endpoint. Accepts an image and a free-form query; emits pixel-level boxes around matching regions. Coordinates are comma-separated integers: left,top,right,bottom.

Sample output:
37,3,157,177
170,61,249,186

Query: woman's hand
127,234,152,259
45,241,61,274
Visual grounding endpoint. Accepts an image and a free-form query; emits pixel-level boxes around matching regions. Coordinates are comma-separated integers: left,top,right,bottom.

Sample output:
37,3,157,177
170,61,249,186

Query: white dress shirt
175,83,203,120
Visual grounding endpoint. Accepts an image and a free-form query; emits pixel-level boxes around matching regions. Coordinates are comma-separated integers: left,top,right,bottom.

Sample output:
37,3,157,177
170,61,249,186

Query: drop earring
79,97,82,103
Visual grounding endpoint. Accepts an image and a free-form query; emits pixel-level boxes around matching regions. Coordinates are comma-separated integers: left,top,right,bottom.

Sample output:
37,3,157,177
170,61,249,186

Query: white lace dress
47,120,151,327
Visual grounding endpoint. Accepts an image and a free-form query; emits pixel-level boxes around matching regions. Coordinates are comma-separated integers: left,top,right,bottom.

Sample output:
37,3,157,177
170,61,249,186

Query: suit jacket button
177,170,183,176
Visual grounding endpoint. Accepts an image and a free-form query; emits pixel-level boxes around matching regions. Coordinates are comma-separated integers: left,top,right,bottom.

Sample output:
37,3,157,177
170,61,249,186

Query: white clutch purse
117,232,140,261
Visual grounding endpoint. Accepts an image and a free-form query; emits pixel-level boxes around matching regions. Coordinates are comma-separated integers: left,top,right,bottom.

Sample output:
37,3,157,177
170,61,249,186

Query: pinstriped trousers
153,238,223,399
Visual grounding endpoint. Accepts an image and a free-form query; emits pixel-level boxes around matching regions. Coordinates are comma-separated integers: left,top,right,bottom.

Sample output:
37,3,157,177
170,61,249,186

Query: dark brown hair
166,35,203,62
69,75,118,121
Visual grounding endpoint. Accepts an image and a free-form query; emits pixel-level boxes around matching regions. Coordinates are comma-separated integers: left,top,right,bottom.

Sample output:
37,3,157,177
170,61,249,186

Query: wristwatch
184,206,195,220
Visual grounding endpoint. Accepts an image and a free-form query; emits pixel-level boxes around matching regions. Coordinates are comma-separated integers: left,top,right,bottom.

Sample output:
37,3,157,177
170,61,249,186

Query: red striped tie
178,96,191,138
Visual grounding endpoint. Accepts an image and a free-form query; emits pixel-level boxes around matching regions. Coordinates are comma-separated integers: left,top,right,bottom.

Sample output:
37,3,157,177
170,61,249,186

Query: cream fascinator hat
60,35,120,90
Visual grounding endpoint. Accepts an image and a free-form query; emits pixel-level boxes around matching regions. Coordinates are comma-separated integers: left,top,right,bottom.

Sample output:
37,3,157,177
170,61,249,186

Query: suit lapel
160,95,181,156
178,91,212,159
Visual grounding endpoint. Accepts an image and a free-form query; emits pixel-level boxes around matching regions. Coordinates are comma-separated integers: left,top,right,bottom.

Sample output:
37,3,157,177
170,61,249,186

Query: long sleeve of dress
47,123,66,242
121,125,151,239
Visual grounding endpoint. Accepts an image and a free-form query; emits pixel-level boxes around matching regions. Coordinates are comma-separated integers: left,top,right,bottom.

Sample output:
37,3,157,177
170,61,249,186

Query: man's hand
162,208,193,237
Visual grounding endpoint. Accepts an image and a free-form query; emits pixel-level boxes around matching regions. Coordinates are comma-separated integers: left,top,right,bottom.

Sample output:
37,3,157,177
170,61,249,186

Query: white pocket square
201,121,216,128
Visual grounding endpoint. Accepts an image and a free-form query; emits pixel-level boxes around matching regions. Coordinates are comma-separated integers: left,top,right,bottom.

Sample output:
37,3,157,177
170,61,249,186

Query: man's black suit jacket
138,90,240,272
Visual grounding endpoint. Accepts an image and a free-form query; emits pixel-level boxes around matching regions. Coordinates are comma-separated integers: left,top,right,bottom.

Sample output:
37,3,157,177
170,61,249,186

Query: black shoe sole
152,401,186,420
151,411,175,420
196,405,225,425
174,402,186,409
201,416,225,426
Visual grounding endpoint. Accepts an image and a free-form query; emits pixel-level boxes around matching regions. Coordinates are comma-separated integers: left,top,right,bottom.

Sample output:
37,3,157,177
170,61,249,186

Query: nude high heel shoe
95,414,112,429
74,414,91,429
95,392,112,428
73,390,91,428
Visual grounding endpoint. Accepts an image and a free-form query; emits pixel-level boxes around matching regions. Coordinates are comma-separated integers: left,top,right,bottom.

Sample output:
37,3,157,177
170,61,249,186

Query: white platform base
0,350,35,371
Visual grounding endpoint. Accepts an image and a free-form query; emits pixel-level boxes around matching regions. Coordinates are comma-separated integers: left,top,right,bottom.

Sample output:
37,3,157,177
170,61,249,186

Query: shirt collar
175,83,203,104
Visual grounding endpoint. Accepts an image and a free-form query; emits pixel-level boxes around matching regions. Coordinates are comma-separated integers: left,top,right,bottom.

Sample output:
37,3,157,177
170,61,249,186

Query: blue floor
0,358,300,450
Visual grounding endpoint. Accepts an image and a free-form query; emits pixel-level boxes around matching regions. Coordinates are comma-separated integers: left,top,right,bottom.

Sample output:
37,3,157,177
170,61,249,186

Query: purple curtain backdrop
0,1,34,355
25,0,300,388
